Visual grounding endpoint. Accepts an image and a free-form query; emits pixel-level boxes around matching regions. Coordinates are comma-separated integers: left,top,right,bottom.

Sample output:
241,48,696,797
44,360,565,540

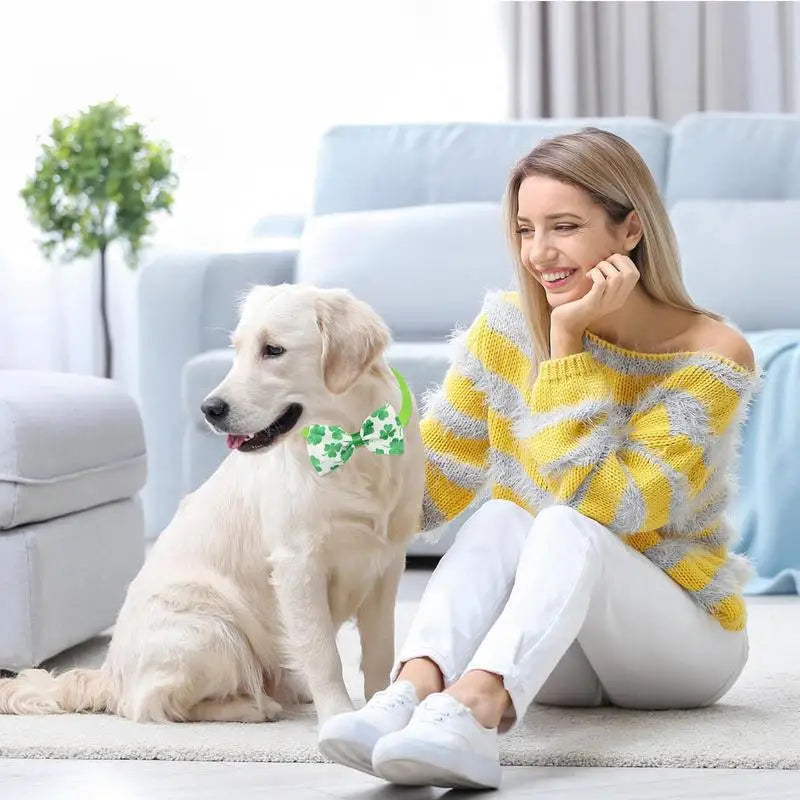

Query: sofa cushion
385,342,452,401
297,202,513,339
0,372,146,531
313,120,670,215
670,200,800,331
667,113,800,206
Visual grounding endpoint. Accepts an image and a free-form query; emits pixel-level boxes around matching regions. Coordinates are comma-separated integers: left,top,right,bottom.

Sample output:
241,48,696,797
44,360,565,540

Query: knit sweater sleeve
419,313,491,532
525,350,758,533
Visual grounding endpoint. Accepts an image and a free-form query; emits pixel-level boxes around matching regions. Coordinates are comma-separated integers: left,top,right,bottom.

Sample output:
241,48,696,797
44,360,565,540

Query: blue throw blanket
734,330,800,594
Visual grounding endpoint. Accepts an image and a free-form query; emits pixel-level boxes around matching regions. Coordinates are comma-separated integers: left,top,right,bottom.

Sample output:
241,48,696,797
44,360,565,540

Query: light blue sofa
138,113,800,588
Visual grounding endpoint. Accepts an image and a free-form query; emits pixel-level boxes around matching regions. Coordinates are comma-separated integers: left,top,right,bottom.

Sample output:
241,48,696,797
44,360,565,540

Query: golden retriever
0,283,424,725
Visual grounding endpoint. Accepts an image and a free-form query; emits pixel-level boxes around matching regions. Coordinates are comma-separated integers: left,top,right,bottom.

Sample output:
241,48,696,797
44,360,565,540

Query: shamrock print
305,425,326,446
303,396,406,476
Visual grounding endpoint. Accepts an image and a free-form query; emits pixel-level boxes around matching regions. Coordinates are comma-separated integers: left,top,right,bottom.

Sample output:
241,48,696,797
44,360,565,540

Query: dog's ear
314,290,391,395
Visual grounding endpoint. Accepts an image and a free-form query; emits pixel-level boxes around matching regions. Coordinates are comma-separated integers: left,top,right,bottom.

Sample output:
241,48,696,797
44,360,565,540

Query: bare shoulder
689,317,756,372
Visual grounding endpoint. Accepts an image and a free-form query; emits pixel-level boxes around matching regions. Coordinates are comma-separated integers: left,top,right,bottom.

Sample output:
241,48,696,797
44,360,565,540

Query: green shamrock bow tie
301,368,412,476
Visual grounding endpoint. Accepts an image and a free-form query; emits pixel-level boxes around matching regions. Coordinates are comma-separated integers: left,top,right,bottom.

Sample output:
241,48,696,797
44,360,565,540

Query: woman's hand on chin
549,254,640,358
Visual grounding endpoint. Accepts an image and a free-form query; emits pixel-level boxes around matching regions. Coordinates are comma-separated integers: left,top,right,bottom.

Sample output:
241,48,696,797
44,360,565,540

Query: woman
318,128,759,790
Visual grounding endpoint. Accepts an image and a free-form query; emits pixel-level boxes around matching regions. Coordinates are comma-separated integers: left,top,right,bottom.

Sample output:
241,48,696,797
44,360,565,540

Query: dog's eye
261,344,285,359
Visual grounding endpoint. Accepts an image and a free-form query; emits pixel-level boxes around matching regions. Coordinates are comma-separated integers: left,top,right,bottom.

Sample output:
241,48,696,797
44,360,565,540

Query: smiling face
516,174,641,308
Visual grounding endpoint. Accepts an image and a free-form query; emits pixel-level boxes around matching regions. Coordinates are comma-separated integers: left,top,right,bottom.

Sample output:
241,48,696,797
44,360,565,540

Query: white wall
0,0,507,397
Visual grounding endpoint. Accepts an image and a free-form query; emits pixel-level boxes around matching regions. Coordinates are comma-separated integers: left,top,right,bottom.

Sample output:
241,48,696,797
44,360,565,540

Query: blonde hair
503,127,721,374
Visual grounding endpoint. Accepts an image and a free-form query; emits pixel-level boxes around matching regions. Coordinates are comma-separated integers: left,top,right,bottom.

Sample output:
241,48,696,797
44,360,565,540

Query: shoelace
414,698,466,724
368,688,414,712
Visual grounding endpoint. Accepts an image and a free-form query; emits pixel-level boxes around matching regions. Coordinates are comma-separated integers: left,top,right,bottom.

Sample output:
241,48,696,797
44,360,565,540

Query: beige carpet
0,595,797,768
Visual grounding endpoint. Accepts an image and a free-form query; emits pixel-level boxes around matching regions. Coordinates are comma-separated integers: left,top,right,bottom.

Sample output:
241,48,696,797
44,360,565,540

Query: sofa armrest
137,243,298,536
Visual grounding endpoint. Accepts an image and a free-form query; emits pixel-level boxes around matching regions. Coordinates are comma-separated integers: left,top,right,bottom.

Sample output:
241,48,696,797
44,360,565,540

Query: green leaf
305,424,327,445
19,99,179,269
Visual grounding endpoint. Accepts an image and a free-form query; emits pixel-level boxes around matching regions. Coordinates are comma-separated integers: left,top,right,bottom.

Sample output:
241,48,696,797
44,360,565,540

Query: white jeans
393,500,748,732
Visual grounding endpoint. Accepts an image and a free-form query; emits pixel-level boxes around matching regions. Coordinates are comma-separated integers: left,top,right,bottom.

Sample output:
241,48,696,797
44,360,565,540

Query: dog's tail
0,668,115,716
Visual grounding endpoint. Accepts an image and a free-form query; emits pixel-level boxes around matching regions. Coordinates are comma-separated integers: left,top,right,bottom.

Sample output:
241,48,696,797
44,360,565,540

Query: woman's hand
548,254,640,358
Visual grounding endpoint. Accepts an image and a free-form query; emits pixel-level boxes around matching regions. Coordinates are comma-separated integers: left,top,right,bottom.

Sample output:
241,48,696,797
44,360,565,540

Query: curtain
502,1,800,122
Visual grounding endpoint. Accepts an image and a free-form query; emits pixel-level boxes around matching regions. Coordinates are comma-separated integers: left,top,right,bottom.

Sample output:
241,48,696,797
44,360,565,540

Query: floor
2,760,799,799
4,562,799,798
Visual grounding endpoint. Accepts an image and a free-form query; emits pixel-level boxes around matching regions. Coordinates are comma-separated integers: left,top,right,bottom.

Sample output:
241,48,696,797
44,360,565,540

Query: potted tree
21,99,179,378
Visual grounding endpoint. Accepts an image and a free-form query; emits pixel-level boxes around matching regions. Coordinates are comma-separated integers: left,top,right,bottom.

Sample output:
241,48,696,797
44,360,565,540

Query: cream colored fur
0,284,424,725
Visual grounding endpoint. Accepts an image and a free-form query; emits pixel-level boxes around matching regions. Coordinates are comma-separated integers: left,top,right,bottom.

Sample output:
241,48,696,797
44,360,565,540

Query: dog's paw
293,680,314,705
272,670,314,706
185,694,284,723
287,670,314,704
258,693,284,722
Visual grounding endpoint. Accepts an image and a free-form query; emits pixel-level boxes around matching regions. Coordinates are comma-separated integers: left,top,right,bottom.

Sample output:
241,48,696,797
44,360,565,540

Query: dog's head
201,283,391,453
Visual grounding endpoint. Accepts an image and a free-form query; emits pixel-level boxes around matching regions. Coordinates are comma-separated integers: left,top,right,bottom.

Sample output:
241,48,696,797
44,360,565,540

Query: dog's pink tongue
227,434,249,450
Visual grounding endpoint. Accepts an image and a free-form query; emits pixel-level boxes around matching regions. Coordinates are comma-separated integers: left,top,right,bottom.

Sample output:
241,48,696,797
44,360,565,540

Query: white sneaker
371,692,501,789
317,680,419,775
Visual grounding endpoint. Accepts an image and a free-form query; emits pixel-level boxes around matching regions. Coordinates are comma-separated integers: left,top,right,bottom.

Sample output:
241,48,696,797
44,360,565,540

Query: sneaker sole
373,737,501,789
318,716,382,777
318,735,376,776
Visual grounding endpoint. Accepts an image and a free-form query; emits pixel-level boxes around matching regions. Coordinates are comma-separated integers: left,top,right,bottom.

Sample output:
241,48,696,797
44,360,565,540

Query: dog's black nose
201,397,229,421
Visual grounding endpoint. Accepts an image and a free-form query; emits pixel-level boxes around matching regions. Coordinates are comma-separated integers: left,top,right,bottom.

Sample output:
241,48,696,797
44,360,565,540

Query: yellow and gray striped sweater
421,290,759,631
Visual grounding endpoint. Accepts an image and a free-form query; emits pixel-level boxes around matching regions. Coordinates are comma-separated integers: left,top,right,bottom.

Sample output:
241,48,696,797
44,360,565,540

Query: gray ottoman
0,371,146,672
